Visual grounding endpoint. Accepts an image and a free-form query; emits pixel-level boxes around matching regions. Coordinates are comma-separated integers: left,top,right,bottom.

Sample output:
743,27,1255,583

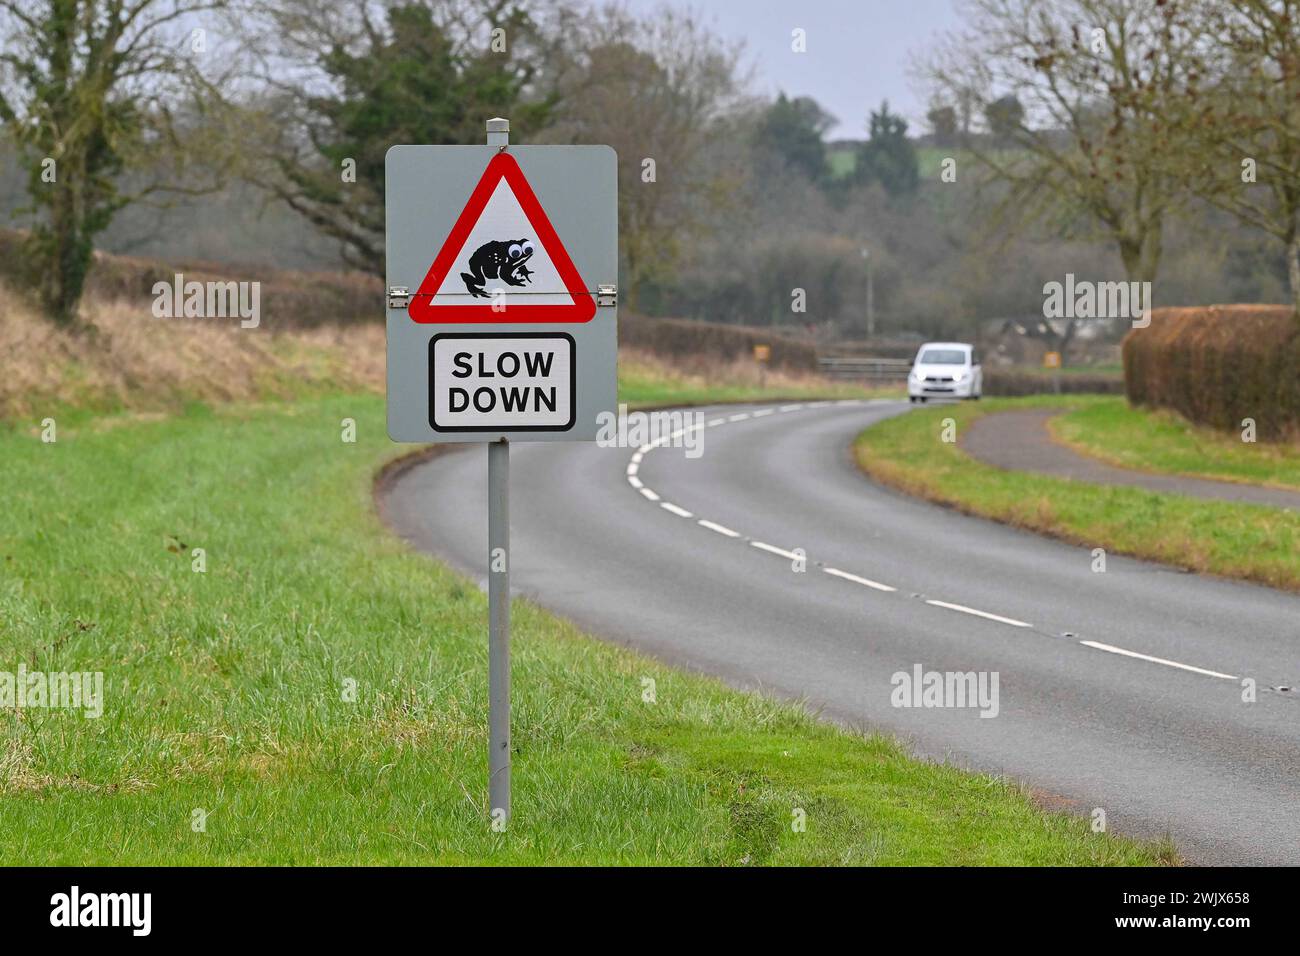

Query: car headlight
954,371,968,382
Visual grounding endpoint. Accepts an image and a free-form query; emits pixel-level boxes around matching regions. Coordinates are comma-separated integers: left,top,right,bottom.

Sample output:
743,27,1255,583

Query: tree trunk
1118,224,1161,286
35,172,93,325
1287,233,1300,323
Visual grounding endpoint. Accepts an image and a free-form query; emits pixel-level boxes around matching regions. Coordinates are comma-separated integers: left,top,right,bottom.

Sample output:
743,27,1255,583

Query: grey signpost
485,117,511,824
386,119,617,825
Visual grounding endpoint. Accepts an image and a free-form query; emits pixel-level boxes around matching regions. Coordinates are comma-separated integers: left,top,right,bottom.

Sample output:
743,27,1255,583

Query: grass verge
617,347,896,405
856,397,1300,592
1053,397,1300,492
0,394,1166,864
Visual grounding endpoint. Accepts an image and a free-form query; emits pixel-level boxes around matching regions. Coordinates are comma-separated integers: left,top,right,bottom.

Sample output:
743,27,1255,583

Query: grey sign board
386,145,617,442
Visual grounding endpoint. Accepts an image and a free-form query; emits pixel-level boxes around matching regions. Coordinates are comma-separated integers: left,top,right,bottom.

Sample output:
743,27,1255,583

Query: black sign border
428,331,578,432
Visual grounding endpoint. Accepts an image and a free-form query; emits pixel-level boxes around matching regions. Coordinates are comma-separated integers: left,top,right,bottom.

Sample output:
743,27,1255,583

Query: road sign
407,153,595,324
1044,350,1062,369
386,141,617,442
753,344,771,363
386,120,617,829
430,332,575,432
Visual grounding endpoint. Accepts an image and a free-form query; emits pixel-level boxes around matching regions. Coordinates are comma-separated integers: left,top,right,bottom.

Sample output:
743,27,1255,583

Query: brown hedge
984,369,1124,396
1123,305,1300,440
620,314,819,372
0,228,380,328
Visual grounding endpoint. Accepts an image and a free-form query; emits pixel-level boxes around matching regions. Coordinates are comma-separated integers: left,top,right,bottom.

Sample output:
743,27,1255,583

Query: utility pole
862,246,875,339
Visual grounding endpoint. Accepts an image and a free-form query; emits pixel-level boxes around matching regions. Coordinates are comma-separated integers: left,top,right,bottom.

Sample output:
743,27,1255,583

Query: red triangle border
407,153,596,324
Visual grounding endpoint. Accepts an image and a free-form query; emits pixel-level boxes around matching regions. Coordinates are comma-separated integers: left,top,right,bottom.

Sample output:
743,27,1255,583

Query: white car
907,342,983,402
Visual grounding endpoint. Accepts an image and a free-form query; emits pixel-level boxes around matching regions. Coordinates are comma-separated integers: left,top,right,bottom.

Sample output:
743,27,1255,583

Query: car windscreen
917,349,967,365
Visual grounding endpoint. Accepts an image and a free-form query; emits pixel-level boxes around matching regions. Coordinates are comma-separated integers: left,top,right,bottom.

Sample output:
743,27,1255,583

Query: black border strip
428,332,577,432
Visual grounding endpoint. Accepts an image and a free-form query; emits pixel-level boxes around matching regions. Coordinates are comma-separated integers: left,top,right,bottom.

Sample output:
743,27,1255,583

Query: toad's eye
507,243,522,259
521,241,534,257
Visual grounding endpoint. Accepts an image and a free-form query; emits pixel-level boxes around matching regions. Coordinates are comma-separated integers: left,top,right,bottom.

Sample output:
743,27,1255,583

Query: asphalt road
382,399,1300,864
963,408,1300,510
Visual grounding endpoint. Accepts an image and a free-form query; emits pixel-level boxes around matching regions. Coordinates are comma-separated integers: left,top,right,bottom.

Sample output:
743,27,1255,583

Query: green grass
616,362,895,406
856,396,1300,592
0,393,1168,865
1055,397,1300,492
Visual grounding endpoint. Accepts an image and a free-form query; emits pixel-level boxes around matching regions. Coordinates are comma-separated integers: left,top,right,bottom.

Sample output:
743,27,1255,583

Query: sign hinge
388,286,410,310
596,284,617,308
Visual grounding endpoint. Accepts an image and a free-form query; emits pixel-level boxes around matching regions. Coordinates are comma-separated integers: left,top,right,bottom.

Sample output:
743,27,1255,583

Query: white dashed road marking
698,519,741,538
1079,640,1238,681
750,541,802,561
925,599,1032,628
823,566,897,593
624,400,1245,685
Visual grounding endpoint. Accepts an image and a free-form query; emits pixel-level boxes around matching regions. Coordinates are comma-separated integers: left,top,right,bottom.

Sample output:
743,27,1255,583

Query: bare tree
539,4,750,311
922,0,1206,285
0,0,232,323
1184,0,1300,315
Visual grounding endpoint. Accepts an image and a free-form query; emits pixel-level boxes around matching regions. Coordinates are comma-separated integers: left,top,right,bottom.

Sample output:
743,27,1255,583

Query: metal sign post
385,119,617,827
487,435,509,821
485,118,511,825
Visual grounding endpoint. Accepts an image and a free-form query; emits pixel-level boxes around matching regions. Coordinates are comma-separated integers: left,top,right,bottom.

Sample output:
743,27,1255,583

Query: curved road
962,408,1300,510
383,399,1300,864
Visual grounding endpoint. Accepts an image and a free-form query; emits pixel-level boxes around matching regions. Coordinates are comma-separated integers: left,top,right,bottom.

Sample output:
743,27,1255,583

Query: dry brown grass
0,283,384,421
0,268,877,424
618,345,880,399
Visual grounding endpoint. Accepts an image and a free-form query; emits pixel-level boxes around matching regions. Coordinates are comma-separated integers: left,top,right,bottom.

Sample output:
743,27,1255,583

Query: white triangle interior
432,178,576,306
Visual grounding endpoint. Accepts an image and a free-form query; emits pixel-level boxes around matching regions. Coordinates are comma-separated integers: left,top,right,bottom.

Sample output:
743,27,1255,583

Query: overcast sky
619,0,964,139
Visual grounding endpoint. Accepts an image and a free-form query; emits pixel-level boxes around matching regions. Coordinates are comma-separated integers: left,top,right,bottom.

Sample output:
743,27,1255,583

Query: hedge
984,368,1124,396
620,313,819,373
1123,305,1300,440
0,228,380,328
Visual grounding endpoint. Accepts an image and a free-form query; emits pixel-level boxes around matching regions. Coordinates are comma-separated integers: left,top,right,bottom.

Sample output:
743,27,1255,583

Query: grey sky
619,0,965,139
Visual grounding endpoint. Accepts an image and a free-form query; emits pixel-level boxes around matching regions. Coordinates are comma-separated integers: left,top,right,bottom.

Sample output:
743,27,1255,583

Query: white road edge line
639,487,660,502
823,567,897,593
1079,640,1238,681
925,599,1032,628
627,476,643,489
752,408,775,417
750,541,801,561
661,502,693,518
698,519,740,538
728,413,750,422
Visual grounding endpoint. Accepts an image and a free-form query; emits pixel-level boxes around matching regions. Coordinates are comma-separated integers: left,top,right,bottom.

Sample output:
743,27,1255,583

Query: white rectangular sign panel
430,333,575,432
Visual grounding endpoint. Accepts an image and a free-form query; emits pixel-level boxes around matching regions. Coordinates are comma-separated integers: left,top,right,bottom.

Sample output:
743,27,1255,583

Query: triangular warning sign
408,153,595,323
